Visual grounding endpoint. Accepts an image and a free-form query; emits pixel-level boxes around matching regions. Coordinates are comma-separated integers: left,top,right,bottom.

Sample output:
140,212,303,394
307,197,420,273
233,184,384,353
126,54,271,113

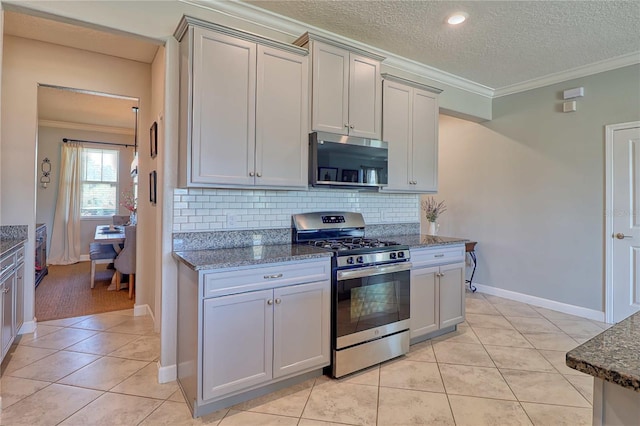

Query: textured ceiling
244,0,640,89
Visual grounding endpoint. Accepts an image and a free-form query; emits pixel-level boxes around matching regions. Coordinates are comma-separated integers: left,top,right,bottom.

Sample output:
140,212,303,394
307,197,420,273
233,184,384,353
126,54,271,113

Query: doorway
605,121,640,323
35,85,140,321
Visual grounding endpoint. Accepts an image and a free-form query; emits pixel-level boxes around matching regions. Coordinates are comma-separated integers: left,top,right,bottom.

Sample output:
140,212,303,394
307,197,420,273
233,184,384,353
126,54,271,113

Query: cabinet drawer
411,245,465,269
0,253,15,278
203,258,331,298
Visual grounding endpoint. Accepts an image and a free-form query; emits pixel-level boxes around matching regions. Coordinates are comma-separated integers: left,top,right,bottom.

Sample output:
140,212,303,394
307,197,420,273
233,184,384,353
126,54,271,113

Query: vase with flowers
422,196,446,236
120,185,137,225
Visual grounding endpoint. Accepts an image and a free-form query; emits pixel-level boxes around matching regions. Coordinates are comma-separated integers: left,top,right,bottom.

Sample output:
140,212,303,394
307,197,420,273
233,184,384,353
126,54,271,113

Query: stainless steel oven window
336,270,410,338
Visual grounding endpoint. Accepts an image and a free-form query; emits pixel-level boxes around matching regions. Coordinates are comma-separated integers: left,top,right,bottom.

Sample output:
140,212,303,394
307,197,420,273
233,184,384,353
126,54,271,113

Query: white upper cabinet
176,17,308,189
296,33,384,139
382,75,441,192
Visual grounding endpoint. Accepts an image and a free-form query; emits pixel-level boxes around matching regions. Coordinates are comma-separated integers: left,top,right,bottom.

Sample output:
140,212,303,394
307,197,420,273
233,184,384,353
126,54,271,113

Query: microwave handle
337,262,412,281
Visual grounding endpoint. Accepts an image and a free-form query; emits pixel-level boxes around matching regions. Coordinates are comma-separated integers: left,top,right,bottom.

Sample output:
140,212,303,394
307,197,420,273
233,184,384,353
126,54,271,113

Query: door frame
604,121,640,324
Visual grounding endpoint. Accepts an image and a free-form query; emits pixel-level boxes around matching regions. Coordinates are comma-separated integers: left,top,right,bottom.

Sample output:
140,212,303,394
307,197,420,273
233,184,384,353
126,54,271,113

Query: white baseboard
79,255,90,262
18,320,37,335
473,282,606,322
134,303,152,318
157,361,177,383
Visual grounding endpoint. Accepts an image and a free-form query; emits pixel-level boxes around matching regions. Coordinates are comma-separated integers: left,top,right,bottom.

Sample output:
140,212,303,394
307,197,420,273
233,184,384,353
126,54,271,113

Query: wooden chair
114,226,137,299
89,243,118,288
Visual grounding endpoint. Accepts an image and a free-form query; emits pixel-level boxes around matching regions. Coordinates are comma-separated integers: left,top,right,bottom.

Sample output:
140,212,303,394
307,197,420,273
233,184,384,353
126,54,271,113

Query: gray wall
429,64,640,312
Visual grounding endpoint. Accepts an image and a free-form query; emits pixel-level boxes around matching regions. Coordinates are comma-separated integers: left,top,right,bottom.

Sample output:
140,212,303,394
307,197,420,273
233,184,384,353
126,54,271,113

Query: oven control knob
347,257,354,265
389,252,397,259
356,256,364,264
397,251,405,258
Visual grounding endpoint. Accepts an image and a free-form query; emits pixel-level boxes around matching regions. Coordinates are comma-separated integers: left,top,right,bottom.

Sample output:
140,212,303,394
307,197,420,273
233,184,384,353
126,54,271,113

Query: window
80,148,119,217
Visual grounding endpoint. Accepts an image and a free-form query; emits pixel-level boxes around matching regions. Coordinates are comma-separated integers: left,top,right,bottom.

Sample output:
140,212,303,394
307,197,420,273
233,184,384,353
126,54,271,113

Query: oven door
335,262,411,349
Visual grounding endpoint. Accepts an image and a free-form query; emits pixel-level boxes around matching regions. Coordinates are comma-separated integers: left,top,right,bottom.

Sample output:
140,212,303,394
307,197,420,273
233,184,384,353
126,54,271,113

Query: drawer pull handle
434,254,445,258
264,274,283,279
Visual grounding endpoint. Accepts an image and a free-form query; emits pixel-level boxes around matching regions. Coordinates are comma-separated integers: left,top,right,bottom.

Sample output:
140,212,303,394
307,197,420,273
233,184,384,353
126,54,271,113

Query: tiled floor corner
2,293,600,425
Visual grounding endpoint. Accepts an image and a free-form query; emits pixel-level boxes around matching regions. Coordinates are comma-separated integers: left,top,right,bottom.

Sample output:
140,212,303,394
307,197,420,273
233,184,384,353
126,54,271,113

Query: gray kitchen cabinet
295,33,384,139
176,16,309,189
410,245,465,343
177,257,331,417
382,75,441,193
0,243,23,361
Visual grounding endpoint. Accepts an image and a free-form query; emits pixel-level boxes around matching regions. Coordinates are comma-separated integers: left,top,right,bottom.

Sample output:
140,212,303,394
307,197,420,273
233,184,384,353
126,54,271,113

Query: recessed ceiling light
447,12,468,25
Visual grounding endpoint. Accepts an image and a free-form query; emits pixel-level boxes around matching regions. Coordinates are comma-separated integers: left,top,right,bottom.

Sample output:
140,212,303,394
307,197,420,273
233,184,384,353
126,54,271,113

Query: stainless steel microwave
309,132,388,189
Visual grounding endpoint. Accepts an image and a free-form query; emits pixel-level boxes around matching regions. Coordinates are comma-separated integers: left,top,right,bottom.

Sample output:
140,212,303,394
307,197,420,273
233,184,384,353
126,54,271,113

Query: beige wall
430,64,640,312
1,34,152,326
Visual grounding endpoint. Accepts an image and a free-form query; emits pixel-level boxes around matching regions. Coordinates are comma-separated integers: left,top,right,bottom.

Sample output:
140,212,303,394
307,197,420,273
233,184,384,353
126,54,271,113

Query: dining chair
114,226,137,299
112,215,130,226
89,242,118,288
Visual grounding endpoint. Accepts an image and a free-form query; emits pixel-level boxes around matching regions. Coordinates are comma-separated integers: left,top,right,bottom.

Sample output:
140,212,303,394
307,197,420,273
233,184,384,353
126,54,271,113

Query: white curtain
49,143,83,265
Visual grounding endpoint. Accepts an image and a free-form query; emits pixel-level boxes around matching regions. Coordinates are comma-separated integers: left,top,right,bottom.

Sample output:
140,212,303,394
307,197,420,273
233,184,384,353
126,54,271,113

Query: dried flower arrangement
422,196,446,223
120,184,137,213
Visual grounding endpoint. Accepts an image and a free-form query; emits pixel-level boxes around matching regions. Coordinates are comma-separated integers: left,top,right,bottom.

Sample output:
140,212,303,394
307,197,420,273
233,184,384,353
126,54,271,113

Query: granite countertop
1,238,27,258
174,244,333,270
566,311,640,392
387,234,469,249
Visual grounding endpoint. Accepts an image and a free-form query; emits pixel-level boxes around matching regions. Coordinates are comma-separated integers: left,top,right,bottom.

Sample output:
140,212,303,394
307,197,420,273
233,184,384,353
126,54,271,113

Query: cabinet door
349,53,381,139
410,266,439,339
256,46,308,188
15,263,24,332
439,263,465,329
383,80,412,191
311,41,349,135
202,289,273,401
411,89,438,192
1,274,15,358
272,280,330,378
191,27,256,186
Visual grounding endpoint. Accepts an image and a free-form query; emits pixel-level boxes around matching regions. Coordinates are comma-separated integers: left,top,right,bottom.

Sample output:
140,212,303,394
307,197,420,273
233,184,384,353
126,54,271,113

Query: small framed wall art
150,121,158,158
149,170,157,205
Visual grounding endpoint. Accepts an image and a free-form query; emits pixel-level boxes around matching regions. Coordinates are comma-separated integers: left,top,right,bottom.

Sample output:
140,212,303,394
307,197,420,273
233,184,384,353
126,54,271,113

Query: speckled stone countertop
1,225,28,257
388,235,468,249
174,244,333,271
1,238,26,257
566,311,640,392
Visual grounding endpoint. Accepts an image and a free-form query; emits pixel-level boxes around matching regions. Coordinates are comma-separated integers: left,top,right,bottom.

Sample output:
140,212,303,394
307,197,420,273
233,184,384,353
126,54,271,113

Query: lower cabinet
177,257,331,417
410,245,465,342
1,244,23,362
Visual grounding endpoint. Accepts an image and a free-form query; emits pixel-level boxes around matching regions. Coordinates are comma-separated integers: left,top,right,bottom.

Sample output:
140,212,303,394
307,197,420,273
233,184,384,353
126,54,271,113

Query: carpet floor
35,261,134,321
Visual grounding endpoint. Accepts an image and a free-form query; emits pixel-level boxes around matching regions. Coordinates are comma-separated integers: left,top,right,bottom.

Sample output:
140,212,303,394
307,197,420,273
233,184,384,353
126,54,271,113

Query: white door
410,266,439,338
439,263,465,329
202,289,273,400
311,41,349,135
348,53,381,139
255,45,308,188
607,122,640,323
411,89,438,192
272,281,330,378
383,80,412,191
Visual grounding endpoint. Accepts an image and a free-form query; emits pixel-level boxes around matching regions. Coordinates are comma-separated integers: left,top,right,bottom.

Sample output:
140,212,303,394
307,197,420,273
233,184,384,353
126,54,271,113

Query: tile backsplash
173,188,419,232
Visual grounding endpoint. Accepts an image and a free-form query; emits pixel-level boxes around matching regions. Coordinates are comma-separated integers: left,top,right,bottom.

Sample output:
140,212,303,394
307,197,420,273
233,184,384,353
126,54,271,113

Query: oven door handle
337,262,413,280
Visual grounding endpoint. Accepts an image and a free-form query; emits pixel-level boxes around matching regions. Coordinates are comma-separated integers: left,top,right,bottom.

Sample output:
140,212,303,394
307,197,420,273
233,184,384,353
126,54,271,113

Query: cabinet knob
267,299,274,305
249,172,255,177
256,172,262,178
349,125,354,129
344,123,349,128
275,298,282,304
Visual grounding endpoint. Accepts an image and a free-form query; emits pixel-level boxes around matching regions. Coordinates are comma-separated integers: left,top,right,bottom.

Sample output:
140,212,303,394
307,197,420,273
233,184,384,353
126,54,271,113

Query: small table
94,225,125,245
465,241,477,292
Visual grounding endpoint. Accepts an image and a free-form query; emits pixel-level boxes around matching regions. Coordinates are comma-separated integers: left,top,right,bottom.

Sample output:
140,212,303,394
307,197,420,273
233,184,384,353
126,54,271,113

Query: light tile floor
1,292,610,425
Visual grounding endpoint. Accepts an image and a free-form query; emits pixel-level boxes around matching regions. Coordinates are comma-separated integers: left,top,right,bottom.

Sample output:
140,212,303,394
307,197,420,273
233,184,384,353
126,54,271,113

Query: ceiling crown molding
184,0,494,98
493,51,640,98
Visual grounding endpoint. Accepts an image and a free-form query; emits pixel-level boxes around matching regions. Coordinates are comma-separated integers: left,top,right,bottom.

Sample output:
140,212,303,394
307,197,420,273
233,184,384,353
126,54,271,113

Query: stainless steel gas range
292,212,411,378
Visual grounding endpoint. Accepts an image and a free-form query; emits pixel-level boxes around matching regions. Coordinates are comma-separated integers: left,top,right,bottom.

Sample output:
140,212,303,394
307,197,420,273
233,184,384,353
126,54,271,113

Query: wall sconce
40,158,51,188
